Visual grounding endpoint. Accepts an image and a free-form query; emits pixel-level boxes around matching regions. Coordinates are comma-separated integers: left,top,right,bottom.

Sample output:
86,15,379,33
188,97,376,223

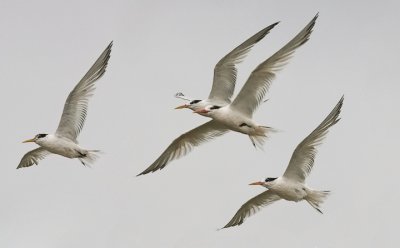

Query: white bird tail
78,150,101,167
249,126,277,149
305,189,330,214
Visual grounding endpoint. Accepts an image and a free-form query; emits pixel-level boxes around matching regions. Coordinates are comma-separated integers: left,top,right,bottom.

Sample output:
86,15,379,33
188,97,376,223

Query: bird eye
37,134,47,139
265,177,277,182
190,100,201,104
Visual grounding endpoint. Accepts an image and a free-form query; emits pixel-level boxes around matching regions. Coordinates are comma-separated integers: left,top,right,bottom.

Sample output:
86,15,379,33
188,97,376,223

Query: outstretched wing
55,41,113,141
17,147,51,169
208,22,279,104
222,190,281,229
231,14,318,117
283,96,343,183
138,120,228,176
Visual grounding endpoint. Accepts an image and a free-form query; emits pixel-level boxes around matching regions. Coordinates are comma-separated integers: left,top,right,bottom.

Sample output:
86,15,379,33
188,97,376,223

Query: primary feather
55,41,113,141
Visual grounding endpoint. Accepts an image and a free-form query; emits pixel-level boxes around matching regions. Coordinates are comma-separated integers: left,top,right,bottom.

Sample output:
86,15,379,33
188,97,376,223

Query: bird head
22,133,48,144
175,99,203,111
192,105,221,115
174,92,203,111
249,177,277,188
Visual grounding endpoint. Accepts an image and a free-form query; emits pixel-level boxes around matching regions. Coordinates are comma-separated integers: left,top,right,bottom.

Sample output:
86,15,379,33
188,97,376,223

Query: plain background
0,0,399,247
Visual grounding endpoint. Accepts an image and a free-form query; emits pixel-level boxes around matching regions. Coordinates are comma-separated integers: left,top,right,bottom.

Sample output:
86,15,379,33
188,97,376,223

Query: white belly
211,108,256,134
271,181,307,202
38,136,86,158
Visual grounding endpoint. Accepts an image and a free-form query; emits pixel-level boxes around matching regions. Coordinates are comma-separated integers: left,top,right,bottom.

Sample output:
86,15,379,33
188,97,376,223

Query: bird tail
305,189,330,214
248,126,277,149
79,150,101,167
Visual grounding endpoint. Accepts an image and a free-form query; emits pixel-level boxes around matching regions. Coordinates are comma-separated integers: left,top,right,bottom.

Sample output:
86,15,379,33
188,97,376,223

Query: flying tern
194,14,318,147
174,22,279,115
222,96,343,229
17,41,113,169
138,14,317,176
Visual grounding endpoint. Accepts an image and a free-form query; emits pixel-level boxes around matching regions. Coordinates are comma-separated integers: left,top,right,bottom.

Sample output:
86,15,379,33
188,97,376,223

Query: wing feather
223,190,281,229
231,14,318,117
55,41,113,140
283,96,343,182
208,22,279,104
138,120,228,176
17,147,51,169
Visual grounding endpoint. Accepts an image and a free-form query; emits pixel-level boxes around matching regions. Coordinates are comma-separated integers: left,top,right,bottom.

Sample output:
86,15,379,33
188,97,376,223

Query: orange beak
249,181,264,186
175,104,189,110
193,109,209,114
22,138,35,143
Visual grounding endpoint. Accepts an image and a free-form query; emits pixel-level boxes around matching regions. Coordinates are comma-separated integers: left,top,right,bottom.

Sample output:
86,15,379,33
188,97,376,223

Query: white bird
222,96,343,229
174,22,279,115
138,14,317,176
194,14,318,148
17,42,113,169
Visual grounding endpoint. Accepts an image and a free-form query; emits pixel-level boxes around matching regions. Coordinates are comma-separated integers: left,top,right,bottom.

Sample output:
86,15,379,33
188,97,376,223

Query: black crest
36,134,48,139
189,100,201,104
265,177,277,182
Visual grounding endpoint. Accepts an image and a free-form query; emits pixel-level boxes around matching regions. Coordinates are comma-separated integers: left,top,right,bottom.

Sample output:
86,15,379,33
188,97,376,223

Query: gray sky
0,0,399,247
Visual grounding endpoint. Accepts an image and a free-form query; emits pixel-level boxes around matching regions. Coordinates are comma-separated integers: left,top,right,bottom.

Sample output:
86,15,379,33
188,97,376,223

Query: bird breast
37,135,83,158
271,180,307,202
211,108,255,133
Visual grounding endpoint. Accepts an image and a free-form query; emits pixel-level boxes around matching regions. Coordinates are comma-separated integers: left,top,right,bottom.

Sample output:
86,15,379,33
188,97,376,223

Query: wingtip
221,225,229,230
175,92,183,96
136,171,145,177
336,95,345,109
264,21,280,33
103,41,113,55
309,13,319,27
271,21,280,27
136,169,153,177
255,21,280,42
309,12,319,24
221,222,240,230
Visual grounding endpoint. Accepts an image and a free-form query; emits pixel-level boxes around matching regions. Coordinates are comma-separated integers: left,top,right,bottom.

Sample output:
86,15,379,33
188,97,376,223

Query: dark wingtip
336,95,345,113
136,168,155,177
221,221,241,229
255,21,280,43
310,12,319,24
264,21,280,33
271,21,280,28
136,171,145,177
221,224,229,230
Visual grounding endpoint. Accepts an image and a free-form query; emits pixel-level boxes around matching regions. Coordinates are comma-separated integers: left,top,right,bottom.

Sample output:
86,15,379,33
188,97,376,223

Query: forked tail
78,150,101,167
248,126,277,149
305,189,330,214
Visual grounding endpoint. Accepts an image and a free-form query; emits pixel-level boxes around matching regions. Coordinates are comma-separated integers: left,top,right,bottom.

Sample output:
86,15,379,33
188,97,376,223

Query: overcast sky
0,0,399,247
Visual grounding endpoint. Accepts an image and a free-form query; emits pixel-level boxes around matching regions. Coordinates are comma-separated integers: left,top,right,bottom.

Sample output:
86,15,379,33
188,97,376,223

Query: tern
194,14,318,147
174,22,279,115
138,14,317,176
17,42,113,169
222,96,343,229
194,14,318,148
